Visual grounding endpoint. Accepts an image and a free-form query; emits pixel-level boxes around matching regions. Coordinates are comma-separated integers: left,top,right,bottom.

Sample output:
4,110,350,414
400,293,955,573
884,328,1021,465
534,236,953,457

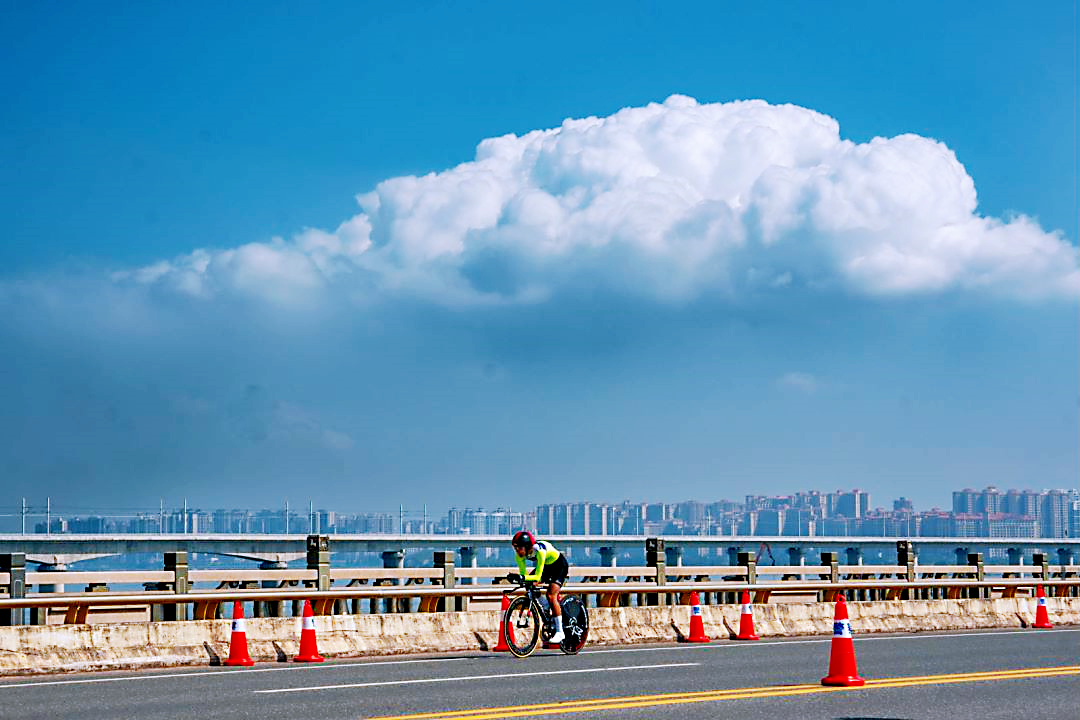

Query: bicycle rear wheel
559,595,589,655
503,596,540,658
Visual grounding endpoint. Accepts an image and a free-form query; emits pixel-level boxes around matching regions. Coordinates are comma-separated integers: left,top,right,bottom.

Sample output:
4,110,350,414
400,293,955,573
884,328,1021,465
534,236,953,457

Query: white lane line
253,662,700,694
581,627,1080,655
2,626,1075,689
0,657,475,690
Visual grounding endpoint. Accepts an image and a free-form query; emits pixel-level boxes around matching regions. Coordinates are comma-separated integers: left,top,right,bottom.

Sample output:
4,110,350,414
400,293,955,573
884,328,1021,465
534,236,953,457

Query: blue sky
1,2,1077,515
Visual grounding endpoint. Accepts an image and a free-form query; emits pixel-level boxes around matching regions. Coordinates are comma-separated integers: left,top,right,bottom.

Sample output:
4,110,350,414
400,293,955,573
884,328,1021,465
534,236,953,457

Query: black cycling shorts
540,555,569,586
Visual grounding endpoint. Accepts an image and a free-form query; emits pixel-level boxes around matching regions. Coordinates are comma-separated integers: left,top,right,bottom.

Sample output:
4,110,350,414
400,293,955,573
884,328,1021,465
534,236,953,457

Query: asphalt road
1,628,1077,720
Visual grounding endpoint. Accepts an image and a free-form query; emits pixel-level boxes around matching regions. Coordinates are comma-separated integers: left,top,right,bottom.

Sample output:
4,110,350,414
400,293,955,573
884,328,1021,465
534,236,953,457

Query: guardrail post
818,551,839,602
433,551,460,612
0,553,25,626
164,552,189,622
1032,552,1049,585
896,540,915,600
967,553,985,599
737,551,757,585
458,547,475,611
307,535,330,591
646,538,665,606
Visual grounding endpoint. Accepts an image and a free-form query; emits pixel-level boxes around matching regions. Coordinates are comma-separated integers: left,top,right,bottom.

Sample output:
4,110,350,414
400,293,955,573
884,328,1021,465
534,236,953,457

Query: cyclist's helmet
511,530,535,551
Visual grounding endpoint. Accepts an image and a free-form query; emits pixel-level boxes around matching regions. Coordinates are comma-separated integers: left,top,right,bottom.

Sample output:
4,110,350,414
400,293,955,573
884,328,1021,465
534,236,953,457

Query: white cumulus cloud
121,95,1079,306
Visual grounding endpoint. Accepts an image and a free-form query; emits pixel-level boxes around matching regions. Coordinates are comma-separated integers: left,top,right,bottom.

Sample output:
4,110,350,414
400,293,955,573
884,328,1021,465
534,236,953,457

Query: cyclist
511,530,569,645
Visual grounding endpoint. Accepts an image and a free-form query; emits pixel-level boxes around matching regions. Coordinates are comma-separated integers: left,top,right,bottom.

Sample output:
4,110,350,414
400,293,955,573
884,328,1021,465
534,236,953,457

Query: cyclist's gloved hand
506,572,521,583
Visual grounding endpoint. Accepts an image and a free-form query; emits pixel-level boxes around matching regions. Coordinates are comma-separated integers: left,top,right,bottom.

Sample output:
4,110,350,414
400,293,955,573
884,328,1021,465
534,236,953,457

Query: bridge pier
845,547,863,566
258,560,287,617
382,550,408,613
1007,547,1024,573
781,547,804,583
1058,548,1078,597
598,546,617,568
663,546,683,606
30,562,67,625
597,547,625,608
844,547,865,600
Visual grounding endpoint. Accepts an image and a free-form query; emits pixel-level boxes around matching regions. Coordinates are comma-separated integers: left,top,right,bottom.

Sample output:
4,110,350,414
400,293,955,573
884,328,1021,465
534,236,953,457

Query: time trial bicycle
502,574,589,658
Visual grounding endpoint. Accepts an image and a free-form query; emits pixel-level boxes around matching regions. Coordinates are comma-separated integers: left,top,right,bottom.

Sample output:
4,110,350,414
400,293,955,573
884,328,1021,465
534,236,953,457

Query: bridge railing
1,577,1078,625
3,536,1079,626
2,564,1064,589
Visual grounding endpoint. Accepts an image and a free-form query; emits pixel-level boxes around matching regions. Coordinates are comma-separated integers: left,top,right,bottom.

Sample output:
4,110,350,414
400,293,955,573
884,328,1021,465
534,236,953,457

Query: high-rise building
981,487,1003,514
1041,490,1071,538
834,490,869,519
952,489,980,514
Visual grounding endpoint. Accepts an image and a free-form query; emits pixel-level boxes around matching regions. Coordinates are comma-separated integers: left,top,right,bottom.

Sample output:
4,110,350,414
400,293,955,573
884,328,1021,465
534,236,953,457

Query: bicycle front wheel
503,596,540,658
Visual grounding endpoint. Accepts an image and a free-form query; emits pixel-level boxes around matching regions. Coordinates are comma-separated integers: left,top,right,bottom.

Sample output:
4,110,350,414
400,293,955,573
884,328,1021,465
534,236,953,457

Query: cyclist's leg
547,580,564,641
547,580,562,618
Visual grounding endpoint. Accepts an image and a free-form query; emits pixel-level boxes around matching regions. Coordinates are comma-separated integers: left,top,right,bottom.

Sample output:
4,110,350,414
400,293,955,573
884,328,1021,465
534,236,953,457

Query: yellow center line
365,666,1080,720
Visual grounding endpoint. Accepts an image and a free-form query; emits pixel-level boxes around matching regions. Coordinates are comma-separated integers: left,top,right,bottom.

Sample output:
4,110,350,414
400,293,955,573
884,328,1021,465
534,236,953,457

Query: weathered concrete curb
1,597,1077,675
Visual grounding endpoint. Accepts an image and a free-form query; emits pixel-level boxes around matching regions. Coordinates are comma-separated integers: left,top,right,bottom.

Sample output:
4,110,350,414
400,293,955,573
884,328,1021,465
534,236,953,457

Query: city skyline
6,484,1078,540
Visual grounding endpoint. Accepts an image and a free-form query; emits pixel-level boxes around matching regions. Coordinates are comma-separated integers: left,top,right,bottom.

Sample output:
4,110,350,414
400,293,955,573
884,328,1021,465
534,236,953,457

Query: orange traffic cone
1033,585,1053,629
493,594,514,652
735,591,759,641
293,599,324,662
224,601,254,667
686,591,710,642
822,594,864,687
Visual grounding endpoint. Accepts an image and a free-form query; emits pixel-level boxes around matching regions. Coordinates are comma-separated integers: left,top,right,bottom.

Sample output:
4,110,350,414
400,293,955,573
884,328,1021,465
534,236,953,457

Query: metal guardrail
4,563,1078,587
1,578,1078,610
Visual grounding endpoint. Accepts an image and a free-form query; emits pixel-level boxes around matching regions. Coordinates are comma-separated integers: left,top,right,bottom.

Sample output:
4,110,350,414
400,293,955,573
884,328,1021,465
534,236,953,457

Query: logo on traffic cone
293,599,324,663
493,594,514,652
224,600,254,667
735,590,759,641
1033,585,1053,629
686,591,711,642
822,594,864,687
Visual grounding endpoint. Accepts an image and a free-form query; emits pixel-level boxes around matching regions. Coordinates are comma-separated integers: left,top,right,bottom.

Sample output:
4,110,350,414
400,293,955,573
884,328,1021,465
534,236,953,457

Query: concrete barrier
1,597,1077,675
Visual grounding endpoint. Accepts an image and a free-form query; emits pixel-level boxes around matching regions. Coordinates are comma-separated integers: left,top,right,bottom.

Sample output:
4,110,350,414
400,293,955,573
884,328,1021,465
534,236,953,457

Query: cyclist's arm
523,552,547,582
515,554,528,579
